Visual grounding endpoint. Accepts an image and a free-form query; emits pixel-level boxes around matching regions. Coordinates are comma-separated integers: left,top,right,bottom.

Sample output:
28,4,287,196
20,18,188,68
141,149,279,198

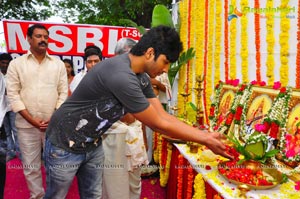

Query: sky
0,16,64,52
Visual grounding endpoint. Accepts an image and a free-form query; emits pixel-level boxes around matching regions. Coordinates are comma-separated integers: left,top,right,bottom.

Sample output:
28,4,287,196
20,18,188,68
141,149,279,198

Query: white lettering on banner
3,20,142,57
7,23,29,51
77,27,104,53
48,26,72,52
108,29,118,55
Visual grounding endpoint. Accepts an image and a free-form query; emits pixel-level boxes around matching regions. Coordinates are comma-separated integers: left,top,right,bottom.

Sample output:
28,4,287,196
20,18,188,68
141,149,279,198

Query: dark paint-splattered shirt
46,53,156,153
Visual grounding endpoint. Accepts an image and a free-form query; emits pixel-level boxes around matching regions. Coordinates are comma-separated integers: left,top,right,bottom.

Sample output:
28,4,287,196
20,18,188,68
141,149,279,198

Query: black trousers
0,125,6,199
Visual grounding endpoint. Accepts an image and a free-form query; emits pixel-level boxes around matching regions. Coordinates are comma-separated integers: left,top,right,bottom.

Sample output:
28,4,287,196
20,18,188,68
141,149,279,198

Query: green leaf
168,47,195,86
188,102,197,111
151,5,174,28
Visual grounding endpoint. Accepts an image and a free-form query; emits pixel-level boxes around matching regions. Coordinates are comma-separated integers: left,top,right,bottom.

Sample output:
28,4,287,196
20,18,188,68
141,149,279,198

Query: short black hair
27,24,49,37
63,58,75,76
130,25,183,63
0,53,12,61
84,45,102,61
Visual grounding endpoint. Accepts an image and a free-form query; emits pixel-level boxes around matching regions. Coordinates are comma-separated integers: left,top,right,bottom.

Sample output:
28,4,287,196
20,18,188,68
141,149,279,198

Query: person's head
63,58,75,77
84,45,102,71
0,53,13,75
27,24,49,54
114,38,137,55
130,25,183,78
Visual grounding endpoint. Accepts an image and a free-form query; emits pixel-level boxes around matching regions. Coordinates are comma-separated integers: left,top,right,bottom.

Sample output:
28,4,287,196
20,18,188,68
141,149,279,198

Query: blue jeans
44,138,104,199
3,111,20,156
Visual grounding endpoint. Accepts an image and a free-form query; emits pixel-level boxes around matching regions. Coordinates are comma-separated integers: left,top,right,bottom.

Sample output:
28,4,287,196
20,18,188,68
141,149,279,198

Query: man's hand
204,132,233,160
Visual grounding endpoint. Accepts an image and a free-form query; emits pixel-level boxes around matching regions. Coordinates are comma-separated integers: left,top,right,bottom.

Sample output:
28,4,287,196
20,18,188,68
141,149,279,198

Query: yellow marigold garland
266,0,275,85
205,0,215,124
193,0,206,121
153,132,160,163
192,173,206,199
159,138,172,187
214,0,222,86
240,0,249,83
279,0,290,86
229,0,237,80
178,0,188,116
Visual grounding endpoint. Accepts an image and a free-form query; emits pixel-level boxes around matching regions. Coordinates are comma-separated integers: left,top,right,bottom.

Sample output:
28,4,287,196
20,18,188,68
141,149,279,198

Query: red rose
259,81,266,86
234,106,243,123
280,87,286,93
225,112,234,126
269,122,279,139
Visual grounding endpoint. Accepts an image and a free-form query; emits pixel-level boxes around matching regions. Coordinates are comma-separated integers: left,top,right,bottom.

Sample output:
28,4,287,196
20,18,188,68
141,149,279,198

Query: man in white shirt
69,45,102,93
6,24,68,199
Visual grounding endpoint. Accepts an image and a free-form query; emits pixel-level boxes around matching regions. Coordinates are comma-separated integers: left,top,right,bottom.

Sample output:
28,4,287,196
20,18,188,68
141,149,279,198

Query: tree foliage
0,0,52,21
53,0,172,28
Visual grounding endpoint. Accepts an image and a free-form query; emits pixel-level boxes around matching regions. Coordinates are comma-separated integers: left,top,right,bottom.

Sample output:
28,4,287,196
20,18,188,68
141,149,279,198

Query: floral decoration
208,81,223,128
296,0,300,88
177,154,184,198
254,0,261,82
158,135,173,187
262,86,292,140
192,173,206,199
214,0,222,85
224,83,252,129
279,0,290,86
224,0,229,81
266,0,275,85
295,181,300,191
229,0,237,80
187,166,195,199
240,0,249,83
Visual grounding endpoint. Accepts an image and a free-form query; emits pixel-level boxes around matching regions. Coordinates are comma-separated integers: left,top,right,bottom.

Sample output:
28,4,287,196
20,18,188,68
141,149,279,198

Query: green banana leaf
168,47,195,86
119,4,195,87
151,5,174,28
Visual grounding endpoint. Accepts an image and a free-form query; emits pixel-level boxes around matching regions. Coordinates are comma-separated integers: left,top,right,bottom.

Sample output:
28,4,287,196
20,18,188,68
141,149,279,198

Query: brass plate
218,161,283,190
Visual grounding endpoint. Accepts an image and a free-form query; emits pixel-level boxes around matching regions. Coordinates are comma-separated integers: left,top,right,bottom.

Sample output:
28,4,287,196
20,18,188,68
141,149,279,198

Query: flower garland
296,0,300,88
233,83,253,126
193,0,205,86
224,0,229,81
159,137,173,187
193,0,205,122
279,0,290,86
205,0,215,125
202,0,209,124
177,154,184,199
229,0,237,80
214,0,222,86
208,81,223,128
266,0,275,85
187,166,195,199
263,86,292,139
240,0,249,83
223,82,252,131
186,0,192,94
153,132,160,163
192,173,206,199
254,0,261,82
178,0,188,116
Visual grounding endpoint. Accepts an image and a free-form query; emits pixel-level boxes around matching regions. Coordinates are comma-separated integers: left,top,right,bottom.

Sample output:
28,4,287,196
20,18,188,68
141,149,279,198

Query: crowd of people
0,23,231,199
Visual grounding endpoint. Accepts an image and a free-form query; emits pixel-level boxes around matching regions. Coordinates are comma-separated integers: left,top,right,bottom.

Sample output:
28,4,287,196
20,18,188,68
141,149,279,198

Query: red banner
2,20,142,72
